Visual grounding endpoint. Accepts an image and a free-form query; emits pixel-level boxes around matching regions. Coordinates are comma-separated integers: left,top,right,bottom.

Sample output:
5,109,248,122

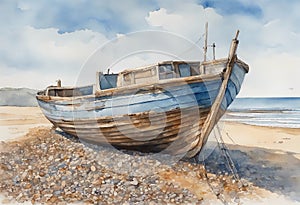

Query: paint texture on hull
37,61,247,157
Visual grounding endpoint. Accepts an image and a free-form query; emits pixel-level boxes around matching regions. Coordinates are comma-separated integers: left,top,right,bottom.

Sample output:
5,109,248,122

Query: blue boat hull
37,61,247,157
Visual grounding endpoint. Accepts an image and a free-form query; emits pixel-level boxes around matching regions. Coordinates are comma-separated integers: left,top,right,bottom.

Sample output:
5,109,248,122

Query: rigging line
202,155,228,205
217,127,239,180
201,127,239,205
214,125,240,181
198,130,228,205
215,125,243,202
226,132,236,145
177,33,205,57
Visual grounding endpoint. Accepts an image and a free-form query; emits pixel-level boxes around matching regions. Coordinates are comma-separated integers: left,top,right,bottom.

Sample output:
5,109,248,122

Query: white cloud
146,4,223,41
0,26,108,89
146,8,184,29
145,1,300,97
1,0,300,97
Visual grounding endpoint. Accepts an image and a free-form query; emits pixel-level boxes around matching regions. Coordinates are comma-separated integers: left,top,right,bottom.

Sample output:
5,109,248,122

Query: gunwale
36,58,248,103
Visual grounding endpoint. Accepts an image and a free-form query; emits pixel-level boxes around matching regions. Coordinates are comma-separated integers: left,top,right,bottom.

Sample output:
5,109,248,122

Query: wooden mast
203,22,208,62
186,30,240,158
200,22,209,74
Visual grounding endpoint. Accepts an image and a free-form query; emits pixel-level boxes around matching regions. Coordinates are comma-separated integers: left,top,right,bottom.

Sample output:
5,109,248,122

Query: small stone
15,193,23,201
91,166,96,172
48,195,59,203
40,177,46,183
23,183,32,189
170,193,176,198
54,190,62,196
130,178,139,186
39,171,46,177
21,171,28,179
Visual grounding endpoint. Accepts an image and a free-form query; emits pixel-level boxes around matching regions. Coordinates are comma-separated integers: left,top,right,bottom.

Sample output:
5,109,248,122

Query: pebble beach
0,127,251,204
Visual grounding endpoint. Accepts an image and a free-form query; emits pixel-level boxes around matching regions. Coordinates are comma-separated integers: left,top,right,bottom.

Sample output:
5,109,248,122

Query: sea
223,98,300,128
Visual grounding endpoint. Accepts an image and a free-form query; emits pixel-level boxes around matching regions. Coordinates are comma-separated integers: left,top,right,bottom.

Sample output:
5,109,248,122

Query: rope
214,125,240,181
226,132,236,145
202,160,228,205
202,124,240,205
199,125,243,204
177,33,205,57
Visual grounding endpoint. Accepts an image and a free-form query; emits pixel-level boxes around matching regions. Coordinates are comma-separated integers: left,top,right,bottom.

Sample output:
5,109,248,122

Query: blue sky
1,0,300,97
200,0,263,17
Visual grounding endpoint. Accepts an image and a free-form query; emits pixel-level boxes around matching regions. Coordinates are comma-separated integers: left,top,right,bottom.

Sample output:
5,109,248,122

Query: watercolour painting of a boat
36,30,249,158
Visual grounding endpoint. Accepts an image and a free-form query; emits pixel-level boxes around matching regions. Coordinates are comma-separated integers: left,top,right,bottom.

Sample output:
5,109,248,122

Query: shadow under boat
194,141,300,202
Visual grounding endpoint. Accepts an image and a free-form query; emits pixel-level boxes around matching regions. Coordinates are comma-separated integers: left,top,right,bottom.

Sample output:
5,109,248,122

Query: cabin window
190,63,200,75
124,73,131,82
159,64,174,79
178,63,191,77
100,74,118,90
178,63,201,77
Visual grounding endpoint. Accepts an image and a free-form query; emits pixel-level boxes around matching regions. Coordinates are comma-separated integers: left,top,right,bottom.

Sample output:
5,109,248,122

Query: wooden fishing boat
36,30,249,158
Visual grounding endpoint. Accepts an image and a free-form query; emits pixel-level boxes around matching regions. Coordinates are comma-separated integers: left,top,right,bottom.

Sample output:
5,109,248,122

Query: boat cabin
43,60,226,97
97,61,202,91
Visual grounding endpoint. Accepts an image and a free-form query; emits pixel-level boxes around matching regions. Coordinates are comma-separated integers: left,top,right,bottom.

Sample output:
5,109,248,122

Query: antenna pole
212,43,216,60
203,22,208,62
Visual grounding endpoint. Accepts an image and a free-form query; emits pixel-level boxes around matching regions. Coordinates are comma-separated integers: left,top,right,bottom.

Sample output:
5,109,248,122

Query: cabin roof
119,60,201,74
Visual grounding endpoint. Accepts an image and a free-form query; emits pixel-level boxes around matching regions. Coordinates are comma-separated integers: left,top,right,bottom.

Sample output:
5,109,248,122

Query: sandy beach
0,106,300,204
0,106,51,141
213,121,300,203
222,122,300,155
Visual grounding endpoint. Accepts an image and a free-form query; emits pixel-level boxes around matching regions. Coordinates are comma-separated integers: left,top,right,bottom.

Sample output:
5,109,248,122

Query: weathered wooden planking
49,106,208,136
37,80,222,121
37,78,222,112
58,113,206,140
46,105,207,156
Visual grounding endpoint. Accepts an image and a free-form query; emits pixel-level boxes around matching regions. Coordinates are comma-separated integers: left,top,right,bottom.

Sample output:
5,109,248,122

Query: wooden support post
212,43,216,60
57,79,61,87
96,72,103,91
186,30,240,158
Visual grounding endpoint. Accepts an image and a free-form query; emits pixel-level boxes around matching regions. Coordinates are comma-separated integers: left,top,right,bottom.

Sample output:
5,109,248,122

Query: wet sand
0,106,300,204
